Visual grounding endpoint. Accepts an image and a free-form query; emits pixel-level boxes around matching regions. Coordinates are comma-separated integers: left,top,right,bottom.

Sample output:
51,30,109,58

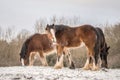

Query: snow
0,66,120,80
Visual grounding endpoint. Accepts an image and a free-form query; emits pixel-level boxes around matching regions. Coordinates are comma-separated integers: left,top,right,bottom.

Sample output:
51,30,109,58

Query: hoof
83,66,91,70
91,66,99,71
54,65,62,69
69,61,75,69
82,66,90,70
43,64,48,66
88,64,93,68
69,66,75,69
28,64,33,66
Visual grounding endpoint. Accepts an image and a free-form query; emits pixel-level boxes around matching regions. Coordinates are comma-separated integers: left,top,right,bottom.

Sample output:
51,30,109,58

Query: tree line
0,16,120,68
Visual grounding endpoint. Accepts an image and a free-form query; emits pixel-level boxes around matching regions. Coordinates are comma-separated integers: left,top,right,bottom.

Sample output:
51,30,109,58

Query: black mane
54,24,69,32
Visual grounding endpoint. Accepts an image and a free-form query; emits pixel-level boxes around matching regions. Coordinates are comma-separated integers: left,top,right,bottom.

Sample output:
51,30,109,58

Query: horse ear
52,24,54,26
47,24,49,26
52,24,55,29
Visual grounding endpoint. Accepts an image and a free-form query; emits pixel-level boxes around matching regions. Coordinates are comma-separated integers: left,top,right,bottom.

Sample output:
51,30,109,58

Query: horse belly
43,46,56,56
67,42,85,49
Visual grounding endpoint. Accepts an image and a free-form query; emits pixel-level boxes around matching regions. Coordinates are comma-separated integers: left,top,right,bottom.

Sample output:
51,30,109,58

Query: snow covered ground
0,66,120,80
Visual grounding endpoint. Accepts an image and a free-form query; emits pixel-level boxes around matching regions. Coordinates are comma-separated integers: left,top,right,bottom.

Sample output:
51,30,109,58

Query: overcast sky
0,0,120,32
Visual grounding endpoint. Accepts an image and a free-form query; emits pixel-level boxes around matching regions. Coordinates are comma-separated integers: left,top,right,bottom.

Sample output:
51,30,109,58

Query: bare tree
0,27,2,40
50,15,57,24
0,26,16,42
50,16,81,26
34,18,47,33
104,23,120,68
16,29,30,42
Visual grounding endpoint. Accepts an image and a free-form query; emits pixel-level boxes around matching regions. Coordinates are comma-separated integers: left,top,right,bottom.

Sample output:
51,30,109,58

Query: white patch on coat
21,58,25,66
54,54,64,67
80,42,85,47
50,29,56,42
84,58,89,67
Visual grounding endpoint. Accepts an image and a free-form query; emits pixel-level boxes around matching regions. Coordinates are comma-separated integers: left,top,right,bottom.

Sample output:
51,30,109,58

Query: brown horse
88,27,110,69
19,33,57,66
19,33,71,66
95,27,110,68
45,24,107,70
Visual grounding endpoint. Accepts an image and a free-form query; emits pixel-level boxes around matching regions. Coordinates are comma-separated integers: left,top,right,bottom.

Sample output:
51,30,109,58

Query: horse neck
55,25,69,32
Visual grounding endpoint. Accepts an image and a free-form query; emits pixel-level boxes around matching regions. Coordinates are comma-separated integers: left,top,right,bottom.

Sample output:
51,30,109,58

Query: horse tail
20,37,31,59
95,27,106,50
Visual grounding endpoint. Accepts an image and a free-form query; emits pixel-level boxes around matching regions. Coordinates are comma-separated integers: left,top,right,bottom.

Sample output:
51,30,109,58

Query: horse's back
76,25,97,43
28,33,53,52
55,24,97,47
78,24,96,35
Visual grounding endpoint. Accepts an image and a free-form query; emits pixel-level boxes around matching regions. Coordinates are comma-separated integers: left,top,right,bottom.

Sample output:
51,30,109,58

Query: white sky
0,0,120,32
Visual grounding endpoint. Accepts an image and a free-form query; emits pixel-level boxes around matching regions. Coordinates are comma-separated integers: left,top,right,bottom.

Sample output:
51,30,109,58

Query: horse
95,27,110,68
19,33,57,66
19,33,71,67
45,24,109,70
88,27,110,69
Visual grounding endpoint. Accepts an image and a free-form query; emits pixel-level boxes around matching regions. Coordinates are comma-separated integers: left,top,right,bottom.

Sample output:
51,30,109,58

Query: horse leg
88,57,93,69
29,52,36,66
91,56,99,70
82,46,92,70
98,53,102,68
83,54,91,70
100,53,103,67
91,47,100,71
64,49,75,69
87,56,100,70
39,51,48,66
40,56,48,66
54,45,64,69
21,58,25,66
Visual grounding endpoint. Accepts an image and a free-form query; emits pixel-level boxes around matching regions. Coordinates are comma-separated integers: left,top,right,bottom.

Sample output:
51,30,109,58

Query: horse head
20,55,29,66
45,24,56,43
101,45,110,68
19,40,30,66
20,52,29,66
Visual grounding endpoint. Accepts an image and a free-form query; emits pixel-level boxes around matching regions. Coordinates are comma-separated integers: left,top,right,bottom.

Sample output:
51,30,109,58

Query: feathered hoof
43,64,48,66
28,64,33,66
82,66,90,70
91,66,99,71
69,66,75,69
54,65,62,69
69,64,75,69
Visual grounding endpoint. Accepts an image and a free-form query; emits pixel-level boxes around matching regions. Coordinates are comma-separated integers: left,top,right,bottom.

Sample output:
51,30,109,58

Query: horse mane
54,24,69,32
